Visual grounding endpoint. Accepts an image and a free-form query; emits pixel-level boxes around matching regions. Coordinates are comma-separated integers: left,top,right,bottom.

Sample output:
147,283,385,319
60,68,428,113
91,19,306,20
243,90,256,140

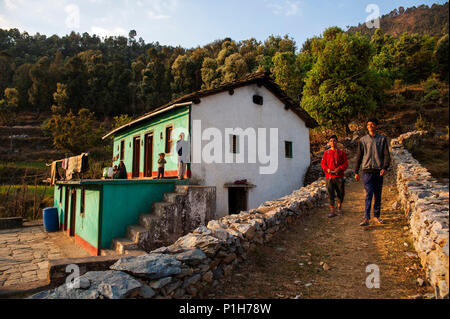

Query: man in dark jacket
321,135,348,218
355,118,390,226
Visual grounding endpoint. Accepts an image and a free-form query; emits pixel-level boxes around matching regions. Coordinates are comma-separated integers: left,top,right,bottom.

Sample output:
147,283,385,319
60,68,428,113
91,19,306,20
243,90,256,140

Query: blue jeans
363,172,384,219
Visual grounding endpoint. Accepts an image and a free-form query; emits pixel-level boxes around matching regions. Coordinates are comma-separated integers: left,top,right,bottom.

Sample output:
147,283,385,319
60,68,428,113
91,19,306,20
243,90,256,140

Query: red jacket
321,148,348,179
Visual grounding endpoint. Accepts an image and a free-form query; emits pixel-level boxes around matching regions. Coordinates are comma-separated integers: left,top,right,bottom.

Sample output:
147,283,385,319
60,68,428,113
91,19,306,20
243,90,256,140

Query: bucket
43,207,59,232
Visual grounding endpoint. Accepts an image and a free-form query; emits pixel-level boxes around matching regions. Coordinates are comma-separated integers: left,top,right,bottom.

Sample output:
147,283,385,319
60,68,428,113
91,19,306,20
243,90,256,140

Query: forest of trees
348,2,449,38
0,2,448,142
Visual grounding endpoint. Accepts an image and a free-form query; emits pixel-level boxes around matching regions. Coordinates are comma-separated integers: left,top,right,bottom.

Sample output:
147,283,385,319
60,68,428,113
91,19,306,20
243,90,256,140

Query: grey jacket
355,133,390,173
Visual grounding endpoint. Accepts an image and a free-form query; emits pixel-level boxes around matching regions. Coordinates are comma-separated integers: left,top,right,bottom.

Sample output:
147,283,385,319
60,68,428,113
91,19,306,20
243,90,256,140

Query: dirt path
212,172,435,299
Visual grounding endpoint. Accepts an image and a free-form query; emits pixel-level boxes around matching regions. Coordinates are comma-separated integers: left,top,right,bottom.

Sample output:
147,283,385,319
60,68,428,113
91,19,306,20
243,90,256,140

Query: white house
104,72,318,218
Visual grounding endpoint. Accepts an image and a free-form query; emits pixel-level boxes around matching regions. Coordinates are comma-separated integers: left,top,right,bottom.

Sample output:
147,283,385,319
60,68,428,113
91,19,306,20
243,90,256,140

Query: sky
0,0,447,49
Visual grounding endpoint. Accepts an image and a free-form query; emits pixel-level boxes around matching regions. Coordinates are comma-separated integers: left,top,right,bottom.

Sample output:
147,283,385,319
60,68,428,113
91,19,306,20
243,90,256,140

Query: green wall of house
54,179,188,255
75,188,101,251
112,106,191,177
100,179,187,249
54,184,101,253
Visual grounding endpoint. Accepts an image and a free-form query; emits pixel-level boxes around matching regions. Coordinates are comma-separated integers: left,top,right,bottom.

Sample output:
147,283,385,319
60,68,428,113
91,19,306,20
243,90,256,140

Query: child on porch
157,153,167,179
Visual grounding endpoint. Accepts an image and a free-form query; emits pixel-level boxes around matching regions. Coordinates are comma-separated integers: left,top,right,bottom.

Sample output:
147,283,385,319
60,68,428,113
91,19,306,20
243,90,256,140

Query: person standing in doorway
355,118,391,226
321,135,349,218
176,133,190,180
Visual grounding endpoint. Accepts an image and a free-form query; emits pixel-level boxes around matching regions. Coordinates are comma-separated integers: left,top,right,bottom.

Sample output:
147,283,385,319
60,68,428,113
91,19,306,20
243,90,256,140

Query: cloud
0,13,22,29
146,0,177,20
265,0,301,16
147,11,171,20
90,26,128,38
3,0,23,10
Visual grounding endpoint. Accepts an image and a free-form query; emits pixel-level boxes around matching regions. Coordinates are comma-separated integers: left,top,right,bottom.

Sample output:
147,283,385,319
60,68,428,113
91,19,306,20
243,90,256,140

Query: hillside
348,2,449,38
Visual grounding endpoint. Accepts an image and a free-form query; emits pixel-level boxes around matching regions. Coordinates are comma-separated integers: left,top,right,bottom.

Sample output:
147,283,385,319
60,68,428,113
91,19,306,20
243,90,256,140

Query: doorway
144,133,154,178
228,187,248,215
64,187,69,231
69,188,77,237
132,136,141,178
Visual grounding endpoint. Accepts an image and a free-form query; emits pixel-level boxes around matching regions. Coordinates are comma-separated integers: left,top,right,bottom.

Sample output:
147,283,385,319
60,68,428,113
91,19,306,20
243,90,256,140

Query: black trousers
157,167,165,179
326,177,345,207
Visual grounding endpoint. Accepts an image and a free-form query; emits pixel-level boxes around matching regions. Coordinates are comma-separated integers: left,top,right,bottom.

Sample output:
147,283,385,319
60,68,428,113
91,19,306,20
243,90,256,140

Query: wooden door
228,187,248,215
144,133,154,177
69,189,77,237
133,137,141,178
64,187,69,231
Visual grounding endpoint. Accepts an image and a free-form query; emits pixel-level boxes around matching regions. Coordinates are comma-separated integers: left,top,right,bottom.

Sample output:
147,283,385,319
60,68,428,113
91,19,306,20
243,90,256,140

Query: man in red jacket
321,135,349,218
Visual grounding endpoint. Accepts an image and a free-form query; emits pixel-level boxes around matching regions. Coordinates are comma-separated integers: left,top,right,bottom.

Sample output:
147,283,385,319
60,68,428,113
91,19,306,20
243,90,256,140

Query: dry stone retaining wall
30,179,329,299
391,130,449,299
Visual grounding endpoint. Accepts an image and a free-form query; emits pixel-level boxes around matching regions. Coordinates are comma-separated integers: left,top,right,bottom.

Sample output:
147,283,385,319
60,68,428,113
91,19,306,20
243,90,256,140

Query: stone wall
30,179,329,299
391,130,449,299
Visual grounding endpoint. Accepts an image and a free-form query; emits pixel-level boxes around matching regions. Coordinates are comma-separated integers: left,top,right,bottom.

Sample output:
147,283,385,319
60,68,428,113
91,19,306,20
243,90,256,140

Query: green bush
391,93,405,105
423,89,441,102
393,79,404,89
415,114,434,132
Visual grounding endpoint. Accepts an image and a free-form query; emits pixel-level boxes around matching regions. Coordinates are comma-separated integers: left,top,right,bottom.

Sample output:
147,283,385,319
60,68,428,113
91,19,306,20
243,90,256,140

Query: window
120,140,125,160
253,95,263,105
80,188,85,217
59,186,63,205
285,141,293,158
231,135,239,154
165,126,173,154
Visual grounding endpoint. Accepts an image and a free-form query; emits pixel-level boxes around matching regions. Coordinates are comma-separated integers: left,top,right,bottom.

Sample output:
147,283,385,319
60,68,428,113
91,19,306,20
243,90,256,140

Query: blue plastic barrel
43,207,59,232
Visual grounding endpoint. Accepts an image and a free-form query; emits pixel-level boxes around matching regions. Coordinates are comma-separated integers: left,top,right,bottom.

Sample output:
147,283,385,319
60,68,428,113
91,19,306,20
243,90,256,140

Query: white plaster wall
190,84,311,217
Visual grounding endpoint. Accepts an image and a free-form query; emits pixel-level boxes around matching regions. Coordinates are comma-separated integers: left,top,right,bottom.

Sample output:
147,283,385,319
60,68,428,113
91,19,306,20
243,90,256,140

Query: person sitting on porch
112,165,119,179
115,161,127,179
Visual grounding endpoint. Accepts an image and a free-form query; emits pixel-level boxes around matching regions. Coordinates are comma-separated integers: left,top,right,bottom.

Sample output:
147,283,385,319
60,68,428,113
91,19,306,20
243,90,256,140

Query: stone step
112,238,139,254
126,225,148,242
123,249,147,256
175,185,189,194
100,249,117,257
139,214,160,229
163,192,185,203
152,202,176,217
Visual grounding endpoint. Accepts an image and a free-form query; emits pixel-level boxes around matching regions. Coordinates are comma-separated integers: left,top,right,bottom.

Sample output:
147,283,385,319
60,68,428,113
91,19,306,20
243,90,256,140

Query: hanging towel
66,156,77,180
62,158,69,170
50,161,57,185
81,153,89,173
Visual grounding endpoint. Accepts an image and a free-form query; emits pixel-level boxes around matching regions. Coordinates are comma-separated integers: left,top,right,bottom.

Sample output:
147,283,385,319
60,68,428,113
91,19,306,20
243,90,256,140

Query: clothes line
48,153,90,185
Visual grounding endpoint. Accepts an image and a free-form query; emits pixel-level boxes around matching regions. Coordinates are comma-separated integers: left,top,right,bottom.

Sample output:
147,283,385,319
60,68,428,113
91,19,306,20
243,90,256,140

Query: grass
0,184,54,220
0,185,53,197
0,161,47,169
404,136,449,182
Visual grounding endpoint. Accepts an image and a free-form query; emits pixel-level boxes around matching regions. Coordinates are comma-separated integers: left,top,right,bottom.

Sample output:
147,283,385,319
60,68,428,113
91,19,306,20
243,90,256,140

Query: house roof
103,72,318,139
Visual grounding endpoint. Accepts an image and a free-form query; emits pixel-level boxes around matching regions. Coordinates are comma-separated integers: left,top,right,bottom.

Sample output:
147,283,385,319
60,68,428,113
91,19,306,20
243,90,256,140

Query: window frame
231,134,240,154
285,141,293,159
165,125,174,155
120,140,125,161
80,187,86,217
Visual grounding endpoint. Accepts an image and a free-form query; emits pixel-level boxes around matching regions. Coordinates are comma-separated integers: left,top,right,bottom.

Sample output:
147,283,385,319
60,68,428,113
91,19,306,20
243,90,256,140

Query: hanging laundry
81,153,89,173
66,156,77,180
50,161,57,185
62,158,69,170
